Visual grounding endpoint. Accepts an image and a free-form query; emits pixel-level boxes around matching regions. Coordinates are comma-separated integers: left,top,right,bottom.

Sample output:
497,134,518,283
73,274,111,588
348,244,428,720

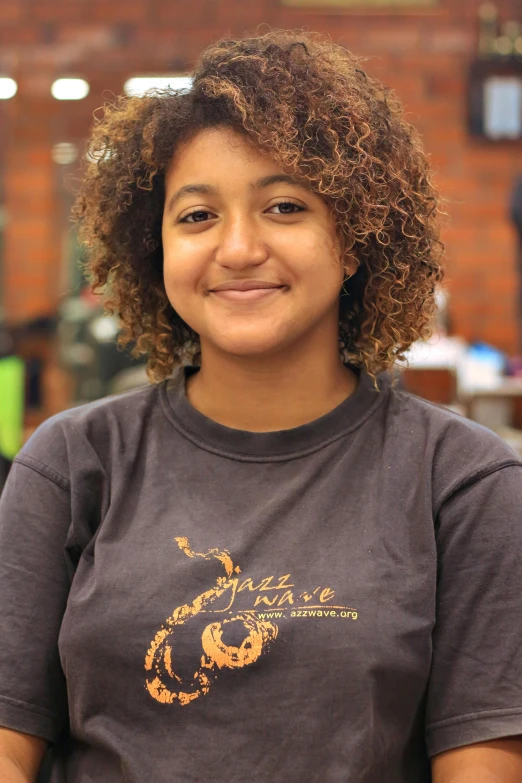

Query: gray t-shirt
1,367,522,782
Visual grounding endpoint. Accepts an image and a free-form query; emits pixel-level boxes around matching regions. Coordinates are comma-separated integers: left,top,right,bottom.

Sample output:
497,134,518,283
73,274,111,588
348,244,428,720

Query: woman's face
162,127,353,360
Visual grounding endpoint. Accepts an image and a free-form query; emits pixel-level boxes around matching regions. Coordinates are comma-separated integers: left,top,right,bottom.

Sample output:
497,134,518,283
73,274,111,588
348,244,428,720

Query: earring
341,274,352,297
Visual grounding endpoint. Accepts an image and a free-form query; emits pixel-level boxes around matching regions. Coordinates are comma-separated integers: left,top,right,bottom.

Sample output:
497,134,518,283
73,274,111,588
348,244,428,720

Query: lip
209,280,284,293
208,280,286,303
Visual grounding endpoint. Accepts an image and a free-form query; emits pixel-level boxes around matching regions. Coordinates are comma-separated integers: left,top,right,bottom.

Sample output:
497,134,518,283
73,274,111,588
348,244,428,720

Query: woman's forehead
164,128,313,205
168,127,275,175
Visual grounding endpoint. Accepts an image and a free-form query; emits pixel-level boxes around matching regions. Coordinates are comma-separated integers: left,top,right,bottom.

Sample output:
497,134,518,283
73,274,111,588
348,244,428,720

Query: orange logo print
144,538,278,706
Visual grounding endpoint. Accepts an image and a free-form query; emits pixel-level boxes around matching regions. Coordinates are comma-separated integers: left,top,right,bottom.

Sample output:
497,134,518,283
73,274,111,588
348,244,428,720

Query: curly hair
72,29,444,382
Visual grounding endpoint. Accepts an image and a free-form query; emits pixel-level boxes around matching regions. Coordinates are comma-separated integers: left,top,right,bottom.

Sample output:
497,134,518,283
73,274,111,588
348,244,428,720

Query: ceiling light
51,78,90,100
123,76,192,97
52,142,79,165
0,77,17,99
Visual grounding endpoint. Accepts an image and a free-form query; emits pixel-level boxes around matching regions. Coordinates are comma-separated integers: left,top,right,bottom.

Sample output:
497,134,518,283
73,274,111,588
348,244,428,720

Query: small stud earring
341,275,352,297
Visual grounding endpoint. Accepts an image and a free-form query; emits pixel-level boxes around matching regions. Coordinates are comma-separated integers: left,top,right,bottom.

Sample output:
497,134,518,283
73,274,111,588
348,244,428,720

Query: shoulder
383,382,522,508
386,382,514,460
15,382,165,483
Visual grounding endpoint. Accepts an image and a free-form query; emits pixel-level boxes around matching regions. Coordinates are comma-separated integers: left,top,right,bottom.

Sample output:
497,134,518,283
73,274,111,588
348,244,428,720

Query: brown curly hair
72,29,444,382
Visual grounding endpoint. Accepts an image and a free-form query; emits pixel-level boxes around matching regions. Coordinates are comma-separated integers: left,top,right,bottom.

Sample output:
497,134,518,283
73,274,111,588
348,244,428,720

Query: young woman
0,31,521,783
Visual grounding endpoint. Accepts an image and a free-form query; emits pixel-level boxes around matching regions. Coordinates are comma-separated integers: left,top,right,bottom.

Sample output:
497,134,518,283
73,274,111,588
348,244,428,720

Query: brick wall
1,0,521,353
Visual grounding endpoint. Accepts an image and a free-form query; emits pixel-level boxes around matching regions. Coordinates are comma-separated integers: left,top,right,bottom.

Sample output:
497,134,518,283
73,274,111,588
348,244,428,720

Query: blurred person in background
0,30,521,783
0,320,15,491
0,321,23,494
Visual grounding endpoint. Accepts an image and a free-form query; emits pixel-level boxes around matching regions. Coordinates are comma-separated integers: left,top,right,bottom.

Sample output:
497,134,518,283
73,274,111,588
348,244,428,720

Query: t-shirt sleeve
426,462,522,757
0,454,71,743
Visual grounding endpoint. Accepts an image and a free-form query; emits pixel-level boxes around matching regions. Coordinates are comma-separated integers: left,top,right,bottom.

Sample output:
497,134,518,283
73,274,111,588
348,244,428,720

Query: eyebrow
165,174,305,214
254,174,304,190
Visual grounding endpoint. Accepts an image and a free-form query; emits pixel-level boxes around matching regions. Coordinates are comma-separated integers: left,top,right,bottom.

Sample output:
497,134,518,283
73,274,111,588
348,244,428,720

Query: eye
268,201,305,215
179,210,215,224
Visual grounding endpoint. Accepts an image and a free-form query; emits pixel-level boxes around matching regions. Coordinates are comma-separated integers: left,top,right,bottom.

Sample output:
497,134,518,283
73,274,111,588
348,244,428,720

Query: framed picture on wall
468,59,522,141
281,0,438,7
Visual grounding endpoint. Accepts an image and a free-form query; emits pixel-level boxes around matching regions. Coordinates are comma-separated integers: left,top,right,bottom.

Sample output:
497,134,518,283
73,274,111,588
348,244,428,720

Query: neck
186,338,357,432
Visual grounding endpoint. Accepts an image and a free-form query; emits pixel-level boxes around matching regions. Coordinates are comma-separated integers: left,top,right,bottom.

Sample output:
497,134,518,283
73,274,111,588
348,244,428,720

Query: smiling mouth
208,280,286,302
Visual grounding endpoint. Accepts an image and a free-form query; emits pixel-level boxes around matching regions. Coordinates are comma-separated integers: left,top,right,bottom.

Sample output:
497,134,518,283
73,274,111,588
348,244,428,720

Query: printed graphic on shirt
144,537,357,706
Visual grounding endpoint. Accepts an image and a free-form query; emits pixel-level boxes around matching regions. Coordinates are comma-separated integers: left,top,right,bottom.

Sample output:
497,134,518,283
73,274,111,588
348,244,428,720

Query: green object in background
0,356,25,460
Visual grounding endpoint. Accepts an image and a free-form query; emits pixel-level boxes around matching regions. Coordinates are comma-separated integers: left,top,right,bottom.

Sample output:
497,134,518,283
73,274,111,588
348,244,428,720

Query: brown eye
270,202,304,215
181,210,213,223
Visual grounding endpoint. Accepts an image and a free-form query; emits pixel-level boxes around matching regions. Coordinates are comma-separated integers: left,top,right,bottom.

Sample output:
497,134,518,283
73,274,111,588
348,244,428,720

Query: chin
216,341,285,358
209,330,293,359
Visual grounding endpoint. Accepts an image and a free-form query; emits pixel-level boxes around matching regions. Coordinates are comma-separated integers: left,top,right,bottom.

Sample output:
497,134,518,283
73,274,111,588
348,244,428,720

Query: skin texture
162,127,356,430
0,728,46,782
432,738,522,782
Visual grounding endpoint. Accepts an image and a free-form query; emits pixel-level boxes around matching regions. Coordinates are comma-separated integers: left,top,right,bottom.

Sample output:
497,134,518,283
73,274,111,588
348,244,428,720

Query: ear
342,253,359,279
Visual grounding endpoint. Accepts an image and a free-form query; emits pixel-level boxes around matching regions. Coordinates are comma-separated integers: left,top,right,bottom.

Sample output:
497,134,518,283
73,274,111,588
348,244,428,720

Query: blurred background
0,0,521,484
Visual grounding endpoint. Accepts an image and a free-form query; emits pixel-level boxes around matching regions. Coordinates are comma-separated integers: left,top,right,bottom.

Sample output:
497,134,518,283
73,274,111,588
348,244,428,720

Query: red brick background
1,0,521,353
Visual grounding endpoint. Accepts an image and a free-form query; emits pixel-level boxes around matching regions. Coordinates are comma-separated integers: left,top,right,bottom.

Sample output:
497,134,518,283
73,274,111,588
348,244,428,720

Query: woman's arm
432,738,522,783
0,727,47,783
0,456,73,755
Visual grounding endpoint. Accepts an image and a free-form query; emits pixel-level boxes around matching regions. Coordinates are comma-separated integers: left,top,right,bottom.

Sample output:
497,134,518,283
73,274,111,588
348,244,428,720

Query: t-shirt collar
160,365,387,461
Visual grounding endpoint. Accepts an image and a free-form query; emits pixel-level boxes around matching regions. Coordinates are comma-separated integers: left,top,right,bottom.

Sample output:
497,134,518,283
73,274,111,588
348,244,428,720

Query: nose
214,215,269,270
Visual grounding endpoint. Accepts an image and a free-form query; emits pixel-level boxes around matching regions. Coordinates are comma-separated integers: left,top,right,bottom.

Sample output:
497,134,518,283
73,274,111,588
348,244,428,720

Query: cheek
290,233,343,292
162,240,204,295
162,259,200,327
